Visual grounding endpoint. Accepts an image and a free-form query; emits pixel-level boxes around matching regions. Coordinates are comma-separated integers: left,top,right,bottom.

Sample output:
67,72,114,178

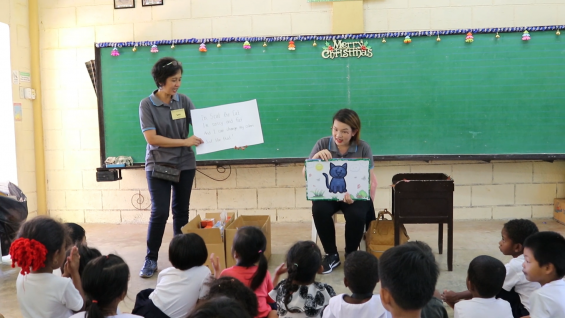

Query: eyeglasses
163,61,181,68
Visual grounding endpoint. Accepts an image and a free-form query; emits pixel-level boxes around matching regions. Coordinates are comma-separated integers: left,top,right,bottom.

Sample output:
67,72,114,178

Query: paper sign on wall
305,159,371,201
13,103,22,121
191,99,264,155
19,71,30,83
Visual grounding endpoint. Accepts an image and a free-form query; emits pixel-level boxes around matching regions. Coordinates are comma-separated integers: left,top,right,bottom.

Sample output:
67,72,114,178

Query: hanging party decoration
382,38,386,43
132,43,137,52
111,46,120,56
322,39,372,59
404,36,411,44
496,32,500,39
522,30,531,41
199,43,207,52
465,32,474,43
557,29,561,35
171,42,175,49
243,40,251,49
436,34,441,42
150,44,159,53
313,40,317,47
217,41,221,48
288,40,296,50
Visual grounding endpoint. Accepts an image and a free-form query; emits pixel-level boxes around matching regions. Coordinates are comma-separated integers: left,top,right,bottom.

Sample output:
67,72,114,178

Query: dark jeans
146,169,195,261
497,287,529,318
312,199,376,255
132,288,170,318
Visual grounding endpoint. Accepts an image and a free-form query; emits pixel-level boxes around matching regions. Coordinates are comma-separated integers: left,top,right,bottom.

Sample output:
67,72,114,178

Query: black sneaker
139,258,158,278
321,253,341,274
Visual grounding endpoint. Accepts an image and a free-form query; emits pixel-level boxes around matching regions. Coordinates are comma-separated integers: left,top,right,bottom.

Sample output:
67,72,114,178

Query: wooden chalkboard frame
94,46,565,168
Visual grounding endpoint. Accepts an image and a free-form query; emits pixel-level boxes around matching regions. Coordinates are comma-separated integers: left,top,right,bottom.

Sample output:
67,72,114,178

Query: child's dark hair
344,251,379,295
524,231,565,278
379,241,438,310
151,57,183,88
232,226,268,291
503,219,539,246
65,222,85,245
206,276,258,317
467,255,506,298
61,244,102,276
187,296,252,318
82,254,130,318
9,216,70,275
169,233,208,270
282,241,322,313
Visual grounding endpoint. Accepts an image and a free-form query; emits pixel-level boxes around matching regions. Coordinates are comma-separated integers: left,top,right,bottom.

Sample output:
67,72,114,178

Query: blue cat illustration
323,163,348,193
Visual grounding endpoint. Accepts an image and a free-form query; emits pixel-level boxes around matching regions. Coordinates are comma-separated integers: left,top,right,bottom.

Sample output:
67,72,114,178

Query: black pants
312,199,376,254
145,169,195,260
132,288,170,318
497,287,529,318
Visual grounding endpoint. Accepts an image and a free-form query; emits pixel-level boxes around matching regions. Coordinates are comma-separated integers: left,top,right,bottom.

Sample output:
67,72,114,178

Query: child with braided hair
10,216,85,318
269,241,336,318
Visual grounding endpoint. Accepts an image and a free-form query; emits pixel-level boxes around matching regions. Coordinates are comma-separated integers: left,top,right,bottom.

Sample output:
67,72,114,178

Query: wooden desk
392,173,454,271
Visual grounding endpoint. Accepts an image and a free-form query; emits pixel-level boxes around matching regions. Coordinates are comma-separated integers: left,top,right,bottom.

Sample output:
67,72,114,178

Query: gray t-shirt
139,91,196,171
309,136,374,169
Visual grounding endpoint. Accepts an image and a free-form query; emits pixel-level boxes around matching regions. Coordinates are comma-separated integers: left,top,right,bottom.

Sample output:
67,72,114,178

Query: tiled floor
1,219,564,317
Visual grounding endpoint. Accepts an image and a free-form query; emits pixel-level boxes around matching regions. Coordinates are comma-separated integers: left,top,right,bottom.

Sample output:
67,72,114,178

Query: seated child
187,296,251,318
323,251,390,318
11,216,84,318
443,219,540,317
206,276,259,317
220,226,278,318
133,233,212,318
61,245,102,276
65,223,86,245
70,254,140,318
269,241,336,318
453,255,513,318
522,231,565,317
378,241,439,318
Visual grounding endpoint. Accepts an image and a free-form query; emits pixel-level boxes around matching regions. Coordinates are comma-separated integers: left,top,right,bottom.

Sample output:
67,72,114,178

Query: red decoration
9,238,48,275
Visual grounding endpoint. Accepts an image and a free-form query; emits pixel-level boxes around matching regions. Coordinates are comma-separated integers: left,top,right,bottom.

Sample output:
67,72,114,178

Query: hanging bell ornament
382,38,386,43
263,41,267,47
132,44,137,52
171,42,175,49
436,35,441,42
217,41,221,48
313,40,317,47
496,32,500,38
557,29,561,36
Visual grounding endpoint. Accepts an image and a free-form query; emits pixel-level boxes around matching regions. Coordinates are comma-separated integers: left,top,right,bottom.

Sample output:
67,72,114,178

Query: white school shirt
149,266,211,318
529,279,565,318
502,254,541,310
70,313,141,318
454,297,513,318
16,273,83,318
323,294,392,318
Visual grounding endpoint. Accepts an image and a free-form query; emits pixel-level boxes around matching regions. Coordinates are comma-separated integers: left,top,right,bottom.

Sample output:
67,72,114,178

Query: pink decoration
150,45,159,53
111,47,119,56
199,43,207,52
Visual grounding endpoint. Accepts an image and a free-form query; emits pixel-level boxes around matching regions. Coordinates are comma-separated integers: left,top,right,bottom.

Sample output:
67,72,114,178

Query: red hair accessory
92,300,98,304
9,238,48,275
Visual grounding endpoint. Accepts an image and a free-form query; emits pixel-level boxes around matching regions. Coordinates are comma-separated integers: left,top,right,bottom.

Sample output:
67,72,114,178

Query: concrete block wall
2,0,37,218
11,0,564,223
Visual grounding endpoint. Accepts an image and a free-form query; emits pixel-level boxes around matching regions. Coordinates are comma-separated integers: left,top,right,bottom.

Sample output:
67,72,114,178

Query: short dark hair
524,231,565,279
187,296,252,318
61,244,102,276
169,233,208,271
467,255,506,298
64,223,85,244
151,57,183,88
503,219,539,246
344,251,379,294
379,241,438,310
282,241,322,313
206,276,258,317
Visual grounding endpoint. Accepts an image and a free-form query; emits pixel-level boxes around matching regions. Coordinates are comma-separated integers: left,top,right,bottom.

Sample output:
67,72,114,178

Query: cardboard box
225,215,271,268
181,212,235,272
554,199,565,225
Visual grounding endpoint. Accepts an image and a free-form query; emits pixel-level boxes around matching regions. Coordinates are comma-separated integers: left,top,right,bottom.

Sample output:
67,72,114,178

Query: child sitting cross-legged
453,255,513,318
522,231,565,317
323,251,391,318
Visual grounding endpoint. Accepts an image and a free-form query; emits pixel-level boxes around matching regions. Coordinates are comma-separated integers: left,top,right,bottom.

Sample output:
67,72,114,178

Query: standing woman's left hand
343,193,354,204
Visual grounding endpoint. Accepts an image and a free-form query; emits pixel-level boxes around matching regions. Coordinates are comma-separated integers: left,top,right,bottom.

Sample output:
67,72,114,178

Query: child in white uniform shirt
522,231,565,318
70,254,140,318
11,216,84,318
133,233,212,318
443,219,540,318
323,251,391,318
453,255,513,318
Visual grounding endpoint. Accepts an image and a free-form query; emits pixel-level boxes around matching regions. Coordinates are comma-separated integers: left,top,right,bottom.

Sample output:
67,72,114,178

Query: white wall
20,0,565,222
0,22,18,184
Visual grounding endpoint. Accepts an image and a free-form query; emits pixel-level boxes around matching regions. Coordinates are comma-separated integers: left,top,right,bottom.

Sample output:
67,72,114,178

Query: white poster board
305,159,371,201
191,100,264,155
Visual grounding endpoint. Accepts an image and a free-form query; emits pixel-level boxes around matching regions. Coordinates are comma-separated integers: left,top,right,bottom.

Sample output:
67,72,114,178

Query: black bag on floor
0,182,28,256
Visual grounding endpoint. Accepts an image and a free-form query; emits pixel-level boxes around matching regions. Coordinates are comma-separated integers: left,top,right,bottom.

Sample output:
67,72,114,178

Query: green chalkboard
97,31,565,165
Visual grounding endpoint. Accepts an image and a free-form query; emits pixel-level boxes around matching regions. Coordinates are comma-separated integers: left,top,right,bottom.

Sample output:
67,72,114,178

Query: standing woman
306,108,378,274
138,57,203,278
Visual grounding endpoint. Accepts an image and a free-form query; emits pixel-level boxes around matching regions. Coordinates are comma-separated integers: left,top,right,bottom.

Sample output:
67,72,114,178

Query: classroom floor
1,219,564,318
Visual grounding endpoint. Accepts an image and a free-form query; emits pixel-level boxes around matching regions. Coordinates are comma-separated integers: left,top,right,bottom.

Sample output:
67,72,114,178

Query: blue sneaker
139,258,158,278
